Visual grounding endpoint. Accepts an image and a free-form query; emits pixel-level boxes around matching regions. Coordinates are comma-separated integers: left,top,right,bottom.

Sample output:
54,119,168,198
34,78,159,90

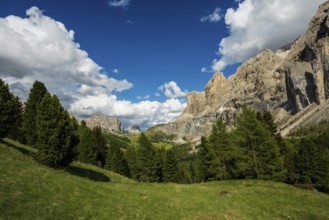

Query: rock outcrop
84,114,124,134
125,125,141,134
151,1,329,142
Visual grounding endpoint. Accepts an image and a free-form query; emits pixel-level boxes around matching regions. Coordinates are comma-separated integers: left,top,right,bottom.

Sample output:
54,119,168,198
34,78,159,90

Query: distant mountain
125,125,141,134
151,1,329,142
84,114,124,134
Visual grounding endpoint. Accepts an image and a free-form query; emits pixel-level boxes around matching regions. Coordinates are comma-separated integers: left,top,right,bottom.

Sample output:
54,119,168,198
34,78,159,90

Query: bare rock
84,114,124,134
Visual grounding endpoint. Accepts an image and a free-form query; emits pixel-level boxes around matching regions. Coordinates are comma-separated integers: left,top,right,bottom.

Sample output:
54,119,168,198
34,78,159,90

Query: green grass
1,139,329,219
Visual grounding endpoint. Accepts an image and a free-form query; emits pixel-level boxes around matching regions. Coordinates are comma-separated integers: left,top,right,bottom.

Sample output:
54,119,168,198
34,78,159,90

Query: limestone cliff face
152,1,329,142
280,1,329,114
84,114,124,134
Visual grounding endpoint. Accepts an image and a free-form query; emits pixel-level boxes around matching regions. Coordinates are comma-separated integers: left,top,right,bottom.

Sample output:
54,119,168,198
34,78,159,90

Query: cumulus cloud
200,7,222,23
0,6,132,105
212,0,326,71
0,7,186,129
70,94,186,129
158,81,188,99
108,0,130,8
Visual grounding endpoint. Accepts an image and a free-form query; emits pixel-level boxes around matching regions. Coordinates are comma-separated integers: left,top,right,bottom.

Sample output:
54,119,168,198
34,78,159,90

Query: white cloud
212,0,326,71
0,6,132,106
201,67,212,73
70,94,186,129
158,81,188,99
108,0,130,8
112,68,120,73
126,20,134,24
155,92,161,97
0,7,186,129
201,7,222,23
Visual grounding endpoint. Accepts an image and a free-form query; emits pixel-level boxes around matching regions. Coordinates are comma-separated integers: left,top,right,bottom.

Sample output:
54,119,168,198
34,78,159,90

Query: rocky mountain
125,125,141,134
84,114,124,134
151,1,329,142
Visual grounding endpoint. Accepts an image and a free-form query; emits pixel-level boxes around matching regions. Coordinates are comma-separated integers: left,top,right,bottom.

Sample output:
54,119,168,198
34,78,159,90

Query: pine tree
136,133,156,182
22,81,47,146
163,149,178,182
35,93,76,167
234,106,284,180
0,79,22,139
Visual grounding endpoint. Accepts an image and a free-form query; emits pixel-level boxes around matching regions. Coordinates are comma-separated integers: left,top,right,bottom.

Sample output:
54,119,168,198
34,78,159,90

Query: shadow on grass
0,139,36,157
65,165,111,182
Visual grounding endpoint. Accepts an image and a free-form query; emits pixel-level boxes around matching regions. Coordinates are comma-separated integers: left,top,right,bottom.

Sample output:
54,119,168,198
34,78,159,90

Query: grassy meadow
1,138,329,220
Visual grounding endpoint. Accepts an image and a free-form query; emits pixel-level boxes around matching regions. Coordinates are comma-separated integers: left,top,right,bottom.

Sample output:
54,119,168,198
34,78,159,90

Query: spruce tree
77,121,98,165
93,126,107,168
125,145,138,180
35,93,76,167
136,133,156,182
0,79,22,138
234,106,284,180
195,136,210,182
163,149,178,182
22,81,47,146
207,120,237,180
105,143,130,177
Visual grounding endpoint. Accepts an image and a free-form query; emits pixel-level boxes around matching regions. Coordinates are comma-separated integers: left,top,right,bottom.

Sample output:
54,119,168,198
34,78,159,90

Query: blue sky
0,0,325,129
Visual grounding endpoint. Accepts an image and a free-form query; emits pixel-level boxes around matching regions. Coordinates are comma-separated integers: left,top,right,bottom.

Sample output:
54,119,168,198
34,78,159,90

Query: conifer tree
234,106,284,180
136,133,156,182
22,81,47,146
152,147,165,182
77,121,98,165
93,126,107,168
105,143,130,177
0,79,22,138
125,145,138,179
35,93,76,167
163,149,178,182
207,120,237,180
195,136,210,182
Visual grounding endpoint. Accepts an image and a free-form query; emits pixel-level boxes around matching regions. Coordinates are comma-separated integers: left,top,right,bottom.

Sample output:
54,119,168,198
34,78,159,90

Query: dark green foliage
35,93,77,168
105,143,130,177
125,145,138,179
93,126,107,168
0,80,23,139
295,136,329,192
77,122,98,165
207,120,238,181
105,133,131,149
136,133,157,182
22,81,47,146
163,149,178,182
233,107,285,180
152,147,165,182
195,137,210,182
149,131,176,143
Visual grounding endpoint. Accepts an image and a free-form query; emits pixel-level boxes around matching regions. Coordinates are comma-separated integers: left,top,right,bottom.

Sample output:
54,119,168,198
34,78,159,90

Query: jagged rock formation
125,125,141,134
84,114,124,134
152,1,329,142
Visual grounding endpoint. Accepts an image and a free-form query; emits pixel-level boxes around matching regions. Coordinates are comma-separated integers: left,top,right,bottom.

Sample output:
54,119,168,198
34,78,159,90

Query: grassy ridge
1,139,329,219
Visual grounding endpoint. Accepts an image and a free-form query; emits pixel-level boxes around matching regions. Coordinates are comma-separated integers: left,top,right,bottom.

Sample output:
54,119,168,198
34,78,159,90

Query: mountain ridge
150,1,329,142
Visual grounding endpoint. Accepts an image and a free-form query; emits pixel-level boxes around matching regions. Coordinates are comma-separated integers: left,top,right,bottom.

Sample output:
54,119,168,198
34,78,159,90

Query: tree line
1,78,328,192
